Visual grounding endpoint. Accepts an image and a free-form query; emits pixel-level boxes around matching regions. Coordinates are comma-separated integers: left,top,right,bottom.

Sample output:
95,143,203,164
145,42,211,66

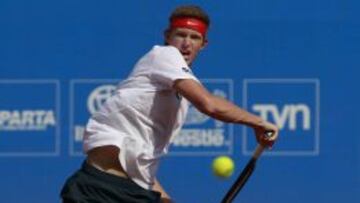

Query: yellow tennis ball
212,156,235,178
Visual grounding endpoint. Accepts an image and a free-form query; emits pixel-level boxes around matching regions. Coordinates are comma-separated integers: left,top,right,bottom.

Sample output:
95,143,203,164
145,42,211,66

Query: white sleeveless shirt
83,45,200,189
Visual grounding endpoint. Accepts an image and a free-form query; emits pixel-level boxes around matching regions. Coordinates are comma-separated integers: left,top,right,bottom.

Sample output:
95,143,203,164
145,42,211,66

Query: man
61,5,278,203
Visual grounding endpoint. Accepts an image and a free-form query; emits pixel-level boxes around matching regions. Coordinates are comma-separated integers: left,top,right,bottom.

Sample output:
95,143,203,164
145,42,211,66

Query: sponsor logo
74,84,116,142
87,85,116,114
181,67,193,75
70,79,118,155
252,104,310,131
0,110,55,131
0,80,60,156
243,79,320,156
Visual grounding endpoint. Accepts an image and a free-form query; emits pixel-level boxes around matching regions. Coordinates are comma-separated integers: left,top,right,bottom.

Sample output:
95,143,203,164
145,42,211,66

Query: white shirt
83,45,200,189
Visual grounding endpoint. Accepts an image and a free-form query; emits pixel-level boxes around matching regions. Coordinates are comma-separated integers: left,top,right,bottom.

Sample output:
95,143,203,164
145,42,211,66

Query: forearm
207,96,279,145
204,95,263,128
174,79,263,128
174,79,278,145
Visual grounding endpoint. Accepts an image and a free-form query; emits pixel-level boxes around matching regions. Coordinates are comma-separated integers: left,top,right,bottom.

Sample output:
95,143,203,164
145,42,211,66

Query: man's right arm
173,79,278,144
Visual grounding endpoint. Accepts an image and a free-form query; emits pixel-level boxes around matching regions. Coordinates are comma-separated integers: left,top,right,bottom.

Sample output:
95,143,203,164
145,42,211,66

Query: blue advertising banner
0,0,359,203
0,80,60,156
69,79,118,156
243,79,320,156
171,79,234,156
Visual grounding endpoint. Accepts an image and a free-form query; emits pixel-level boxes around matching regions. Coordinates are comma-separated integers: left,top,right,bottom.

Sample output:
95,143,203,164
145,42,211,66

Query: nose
182,36,191,48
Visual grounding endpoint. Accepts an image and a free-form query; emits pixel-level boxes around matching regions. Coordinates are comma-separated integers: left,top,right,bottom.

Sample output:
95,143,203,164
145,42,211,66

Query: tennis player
61,5,278,203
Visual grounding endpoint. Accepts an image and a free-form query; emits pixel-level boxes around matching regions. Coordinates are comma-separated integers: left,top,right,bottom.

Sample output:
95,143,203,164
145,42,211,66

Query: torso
87,146,128,178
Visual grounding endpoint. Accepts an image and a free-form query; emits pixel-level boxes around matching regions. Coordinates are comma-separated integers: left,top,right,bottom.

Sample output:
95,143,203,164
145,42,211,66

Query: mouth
180,50,191,60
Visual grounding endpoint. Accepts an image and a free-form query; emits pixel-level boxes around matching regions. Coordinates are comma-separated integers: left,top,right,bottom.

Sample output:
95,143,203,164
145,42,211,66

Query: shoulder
140,45,188,73
150,45,183,60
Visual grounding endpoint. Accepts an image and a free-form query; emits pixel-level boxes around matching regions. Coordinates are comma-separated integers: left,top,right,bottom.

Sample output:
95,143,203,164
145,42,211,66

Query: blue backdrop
0,0,359,202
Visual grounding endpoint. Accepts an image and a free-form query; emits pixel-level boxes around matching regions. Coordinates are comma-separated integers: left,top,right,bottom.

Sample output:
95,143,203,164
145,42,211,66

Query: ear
200,38,208,50
164,29,171,44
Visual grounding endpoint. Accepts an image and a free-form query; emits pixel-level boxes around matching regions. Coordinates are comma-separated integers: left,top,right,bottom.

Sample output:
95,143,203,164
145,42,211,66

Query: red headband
170,17,208,37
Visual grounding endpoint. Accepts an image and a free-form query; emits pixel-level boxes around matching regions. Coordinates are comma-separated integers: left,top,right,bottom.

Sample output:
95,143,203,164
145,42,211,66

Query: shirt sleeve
150,46,200,89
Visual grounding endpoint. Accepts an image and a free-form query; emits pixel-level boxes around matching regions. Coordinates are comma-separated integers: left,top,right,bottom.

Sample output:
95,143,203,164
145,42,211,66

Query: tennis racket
221,132,274,203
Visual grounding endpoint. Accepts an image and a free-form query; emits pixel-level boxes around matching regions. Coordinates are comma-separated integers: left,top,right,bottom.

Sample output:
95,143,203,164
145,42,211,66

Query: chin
186,57,193,64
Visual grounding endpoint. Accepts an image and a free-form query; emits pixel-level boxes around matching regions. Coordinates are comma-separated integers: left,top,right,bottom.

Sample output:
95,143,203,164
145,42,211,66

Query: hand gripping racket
221,132,274,203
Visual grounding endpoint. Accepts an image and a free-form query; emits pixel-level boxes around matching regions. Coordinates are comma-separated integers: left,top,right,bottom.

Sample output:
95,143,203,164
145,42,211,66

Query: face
165,27,207,65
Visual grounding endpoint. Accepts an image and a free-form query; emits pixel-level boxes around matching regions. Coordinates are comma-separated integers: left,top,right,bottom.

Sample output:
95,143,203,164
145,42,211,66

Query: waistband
81,161,147,192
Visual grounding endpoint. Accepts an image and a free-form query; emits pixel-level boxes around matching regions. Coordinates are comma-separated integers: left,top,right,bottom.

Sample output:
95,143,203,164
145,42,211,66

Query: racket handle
253,144,265,159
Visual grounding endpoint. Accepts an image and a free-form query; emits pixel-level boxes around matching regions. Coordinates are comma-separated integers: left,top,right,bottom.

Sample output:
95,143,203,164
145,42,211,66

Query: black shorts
60,161,161,203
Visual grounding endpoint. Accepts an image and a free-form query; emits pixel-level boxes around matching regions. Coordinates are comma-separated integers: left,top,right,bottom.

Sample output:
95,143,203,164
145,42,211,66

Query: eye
175,32,187,38
191,34,202,41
